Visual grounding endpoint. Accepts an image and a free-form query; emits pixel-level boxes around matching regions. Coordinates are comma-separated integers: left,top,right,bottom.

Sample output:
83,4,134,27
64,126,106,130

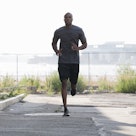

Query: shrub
44,72,61,94
0,75,15,88
76,75,87,93
19,75,40,87
97,76,115,92
44,72,87,94
115,65,136,93
18,75,41,93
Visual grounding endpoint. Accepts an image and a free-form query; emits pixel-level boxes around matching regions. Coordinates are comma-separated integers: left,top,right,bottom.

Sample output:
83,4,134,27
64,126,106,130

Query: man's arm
52,42,62,56
78,42,87,50
52,42,58,53
72,42,87,51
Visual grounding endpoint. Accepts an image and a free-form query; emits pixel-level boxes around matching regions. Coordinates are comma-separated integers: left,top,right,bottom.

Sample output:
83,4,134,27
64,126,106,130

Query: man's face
64,13,73,25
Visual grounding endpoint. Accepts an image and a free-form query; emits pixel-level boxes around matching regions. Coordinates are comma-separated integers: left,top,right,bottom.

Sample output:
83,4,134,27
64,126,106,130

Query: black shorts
58,63,79,84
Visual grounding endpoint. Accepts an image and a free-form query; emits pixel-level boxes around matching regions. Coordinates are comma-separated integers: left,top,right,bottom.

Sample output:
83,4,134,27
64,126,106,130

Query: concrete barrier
0,94,25,110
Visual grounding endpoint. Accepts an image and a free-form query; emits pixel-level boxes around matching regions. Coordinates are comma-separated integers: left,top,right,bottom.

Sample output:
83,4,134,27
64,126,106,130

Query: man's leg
70,64,79,96
71,84,77,96
58,63,70,116
61,79,67,109
71,83,76,90
61,79,70,116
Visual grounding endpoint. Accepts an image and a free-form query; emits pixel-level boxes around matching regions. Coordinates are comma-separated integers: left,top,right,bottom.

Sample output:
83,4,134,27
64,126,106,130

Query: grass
0,65,136,98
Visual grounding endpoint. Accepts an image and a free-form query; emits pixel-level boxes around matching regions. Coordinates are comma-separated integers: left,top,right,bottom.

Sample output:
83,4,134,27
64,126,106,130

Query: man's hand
71,43,79,51
56,49,62,56
72,42,87,51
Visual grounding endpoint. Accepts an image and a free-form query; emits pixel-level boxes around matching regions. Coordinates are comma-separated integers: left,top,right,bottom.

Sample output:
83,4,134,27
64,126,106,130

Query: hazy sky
0,0,136,54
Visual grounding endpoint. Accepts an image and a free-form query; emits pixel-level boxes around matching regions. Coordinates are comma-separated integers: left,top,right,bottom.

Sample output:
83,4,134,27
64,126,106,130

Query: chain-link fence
0,52,136,85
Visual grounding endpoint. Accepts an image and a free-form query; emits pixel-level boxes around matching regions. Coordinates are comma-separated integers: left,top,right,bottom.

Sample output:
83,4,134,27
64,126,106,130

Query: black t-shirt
52,25,86,64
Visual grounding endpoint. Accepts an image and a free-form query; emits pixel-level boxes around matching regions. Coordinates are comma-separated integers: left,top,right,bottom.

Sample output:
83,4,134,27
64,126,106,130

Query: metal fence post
88,52,91,86
16,54,18,84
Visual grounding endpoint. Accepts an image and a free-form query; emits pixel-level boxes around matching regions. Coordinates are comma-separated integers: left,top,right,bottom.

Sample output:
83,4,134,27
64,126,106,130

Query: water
0,54,136,81
0,62,125,76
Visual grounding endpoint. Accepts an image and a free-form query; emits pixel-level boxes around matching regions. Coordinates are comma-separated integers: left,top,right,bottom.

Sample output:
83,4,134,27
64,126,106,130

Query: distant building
28,41,136,65
81,41,136,65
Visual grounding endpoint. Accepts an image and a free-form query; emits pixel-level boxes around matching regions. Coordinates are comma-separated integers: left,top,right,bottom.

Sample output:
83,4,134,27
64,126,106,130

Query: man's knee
62,79,67,88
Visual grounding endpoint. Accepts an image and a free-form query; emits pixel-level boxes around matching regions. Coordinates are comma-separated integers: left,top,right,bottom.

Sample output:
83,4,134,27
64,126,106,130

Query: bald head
64,12,73,26
64,12,73,18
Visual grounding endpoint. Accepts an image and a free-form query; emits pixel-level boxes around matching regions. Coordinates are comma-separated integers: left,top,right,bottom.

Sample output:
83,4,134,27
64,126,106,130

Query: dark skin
52,12,87,110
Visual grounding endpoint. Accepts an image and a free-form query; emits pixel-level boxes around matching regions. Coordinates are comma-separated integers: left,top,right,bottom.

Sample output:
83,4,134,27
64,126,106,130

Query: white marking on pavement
24,113,63,116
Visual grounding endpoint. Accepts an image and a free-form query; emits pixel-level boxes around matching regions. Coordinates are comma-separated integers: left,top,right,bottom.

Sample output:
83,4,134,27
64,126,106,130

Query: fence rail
0,52,136,84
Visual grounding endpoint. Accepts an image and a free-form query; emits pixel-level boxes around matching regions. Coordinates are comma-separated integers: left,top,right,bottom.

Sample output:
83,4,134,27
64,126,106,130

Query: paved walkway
0,93,136,136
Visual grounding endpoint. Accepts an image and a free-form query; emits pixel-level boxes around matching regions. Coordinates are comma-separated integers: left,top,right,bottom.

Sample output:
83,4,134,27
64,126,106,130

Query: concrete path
0,93,136,136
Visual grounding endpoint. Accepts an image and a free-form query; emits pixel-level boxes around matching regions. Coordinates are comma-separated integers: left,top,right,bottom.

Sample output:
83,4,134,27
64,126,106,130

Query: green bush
0,93,9,100
44,72,87,94
115,65,136,93
44,72,61,94
0,75,15,88
18,75,41,93
0,73,87,96
97,76,115,92
77,75,87,93
19,75,40,88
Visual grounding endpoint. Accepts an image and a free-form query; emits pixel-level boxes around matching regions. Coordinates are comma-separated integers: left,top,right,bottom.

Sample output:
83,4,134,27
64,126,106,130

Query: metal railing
0,52,136,84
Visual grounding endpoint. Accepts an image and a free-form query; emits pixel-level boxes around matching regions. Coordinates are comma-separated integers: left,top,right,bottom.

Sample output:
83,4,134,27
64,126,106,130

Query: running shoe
63,108,70,116
71,89,76,96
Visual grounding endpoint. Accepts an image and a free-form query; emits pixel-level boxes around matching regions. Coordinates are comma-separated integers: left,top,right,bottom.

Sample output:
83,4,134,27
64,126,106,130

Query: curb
0,94,25,110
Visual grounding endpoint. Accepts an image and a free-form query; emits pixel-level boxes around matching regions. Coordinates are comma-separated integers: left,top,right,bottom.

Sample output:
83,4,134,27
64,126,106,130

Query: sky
0,0,136,54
